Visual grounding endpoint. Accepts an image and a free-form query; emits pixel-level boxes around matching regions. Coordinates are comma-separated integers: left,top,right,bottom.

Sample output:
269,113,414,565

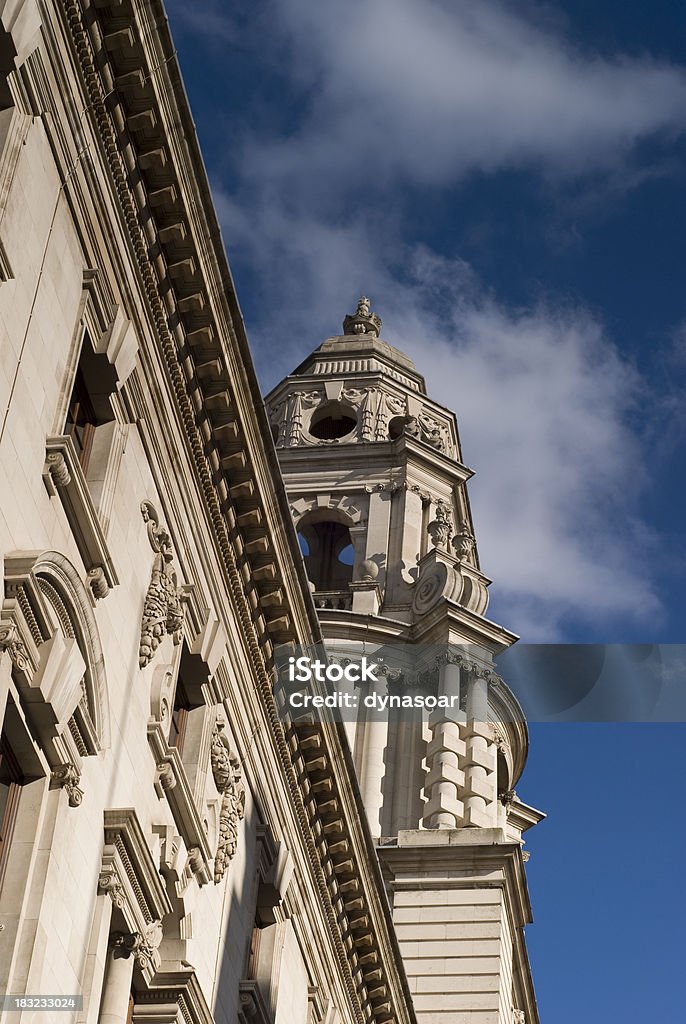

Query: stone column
356,671,388,838
98,933,138,1024
423,654,466,829
461,667,498,828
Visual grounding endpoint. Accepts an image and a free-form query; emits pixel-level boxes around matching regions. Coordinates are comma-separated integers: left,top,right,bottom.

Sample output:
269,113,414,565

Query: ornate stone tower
266,298,543,1024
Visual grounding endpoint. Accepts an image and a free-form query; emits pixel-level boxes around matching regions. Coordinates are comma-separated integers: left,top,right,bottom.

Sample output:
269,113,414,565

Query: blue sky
166,2,685,1019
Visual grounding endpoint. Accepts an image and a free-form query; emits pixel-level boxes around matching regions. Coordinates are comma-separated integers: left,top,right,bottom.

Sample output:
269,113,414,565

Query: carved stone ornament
98,869,126,909
452,528,475,560
88,566,109,600
358,558,379,582
45,450,71,488
342,295,382,337
513,1011,526,1024
50,762,84,807
139,501,184,669
210,723,246,884
110,921,163,969
427,501,453,550
0,621,29,670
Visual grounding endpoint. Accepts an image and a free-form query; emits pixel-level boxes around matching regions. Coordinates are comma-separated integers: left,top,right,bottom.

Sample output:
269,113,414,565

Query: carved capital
45,450,71,488
110,930,140,960
134,920,163,970
0,621,29,670
110,920,163,969
88,566,109,600
98,869,126,909
50,762,84,807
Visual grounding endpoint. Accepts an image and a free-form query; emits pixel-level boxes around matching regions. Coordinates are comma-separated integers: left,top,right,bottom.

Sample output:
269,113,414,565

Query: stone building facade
0,2,541,1024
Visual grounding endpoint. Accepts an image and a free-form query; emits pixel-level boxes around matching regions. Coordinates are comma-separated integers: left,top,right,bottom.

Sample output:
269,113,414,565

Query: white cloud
243,0,686,188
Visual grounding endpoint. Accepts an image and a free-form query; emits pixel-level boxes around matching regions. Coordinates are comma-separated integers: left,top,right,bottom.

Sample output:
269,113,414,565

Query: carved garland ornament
139,501,184,669
210,722,245,884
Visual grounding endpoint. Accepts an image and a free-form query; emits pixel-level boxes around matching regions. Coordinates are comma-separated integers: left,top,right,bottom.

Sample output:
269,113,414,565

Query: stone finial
427,501,453,550
343,295,382,337
452,528,475,560
358,558,379,582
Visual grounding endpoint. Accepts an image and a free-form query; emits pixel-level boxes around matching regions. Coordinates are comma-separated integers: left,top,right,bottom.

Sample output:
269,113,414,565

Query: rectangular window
64,365,98,473
169,677,192,756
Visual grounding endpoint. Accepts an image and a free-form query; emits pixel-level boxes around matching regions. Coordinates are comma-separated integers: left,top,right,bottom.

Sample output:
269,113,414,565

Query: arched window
297,516,354,593
3,551,109,755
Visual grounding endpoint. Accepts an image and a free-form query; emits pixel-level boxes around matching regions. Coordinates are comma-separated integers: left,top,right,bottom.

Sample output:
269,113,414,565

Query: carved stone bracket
50,762,84,807
110,920,163,970
98,867,126,910
0,620,29,670
87,566,109,600
139,501,184,668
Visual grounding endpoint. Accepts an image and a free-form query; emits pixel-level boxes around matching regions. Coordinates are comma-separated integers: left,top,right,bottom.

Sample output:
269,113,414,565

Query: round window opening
309,402,357,440
388,416,405,440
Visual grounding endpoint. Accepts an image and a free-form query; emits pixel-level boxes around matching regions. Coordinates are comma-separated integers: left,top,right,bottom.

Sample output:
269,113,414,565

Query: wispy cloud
170,0,682,638
241,0,686,189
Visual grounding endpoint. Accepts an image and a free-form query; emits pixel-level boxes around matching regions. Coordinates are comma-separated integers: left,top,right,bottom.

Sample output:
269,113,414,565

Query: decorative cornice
63,4,416,1021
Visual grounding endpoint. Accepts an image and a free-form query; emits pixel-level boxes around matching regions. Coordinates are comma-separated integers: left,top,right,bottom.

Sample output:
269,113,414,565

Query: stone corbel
96,304,138,386
0,620,29,672
49,761,84,807
411,518,491,618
